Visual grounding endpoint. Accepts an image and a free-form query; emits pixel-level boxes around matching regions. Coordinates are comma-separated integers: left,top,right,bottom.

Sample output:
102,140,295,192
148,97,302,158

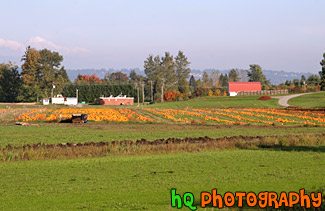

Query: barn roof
227,82,261,92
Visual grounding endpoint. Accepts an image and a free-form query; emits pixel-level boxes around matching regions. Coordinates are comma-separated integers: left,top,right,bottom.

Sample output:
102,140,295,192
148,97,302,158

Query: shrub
164,91,176,101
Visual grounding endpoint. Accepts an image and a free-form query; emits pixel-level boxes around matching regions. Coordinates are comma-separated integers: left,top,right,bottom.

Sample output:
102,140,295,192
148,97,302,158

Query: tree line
74,53,273,101
1,48,325,103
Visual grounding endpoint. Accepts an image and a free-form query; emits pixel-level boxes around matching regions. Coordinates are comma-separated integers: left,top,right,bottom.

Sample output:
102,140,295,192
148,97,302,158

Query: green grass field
289,91,325,108
1,150,324,210
1,123,325,147
1,94,325,210
145,95,281,109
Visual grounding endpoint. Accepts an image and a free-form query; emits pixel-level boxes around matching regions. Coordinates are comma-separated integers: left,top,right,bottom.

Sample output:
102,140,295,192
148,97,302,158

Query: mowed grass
1,123,325,147
0,150,324,210
145,95,281,109
289,91,325,108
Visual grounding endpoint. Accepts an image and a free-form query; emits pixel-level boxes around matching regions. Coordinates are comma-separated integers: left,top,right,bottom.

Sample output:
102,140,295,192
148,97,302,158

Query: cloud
0,38,25,51
0,36,89,55
28,36,89,55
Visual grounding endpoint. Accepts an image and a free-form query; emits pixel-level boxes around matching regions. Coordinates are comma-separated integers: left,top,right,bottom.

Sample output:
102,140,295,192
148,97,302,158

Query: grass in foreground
1,123,325,147
0,149,324,210
289,91,325,108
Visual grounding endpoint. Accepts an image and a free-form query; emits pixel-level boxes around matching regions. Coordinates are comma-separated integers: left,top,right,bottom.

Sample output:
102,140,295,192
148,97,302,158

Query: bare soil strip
2,133,325,161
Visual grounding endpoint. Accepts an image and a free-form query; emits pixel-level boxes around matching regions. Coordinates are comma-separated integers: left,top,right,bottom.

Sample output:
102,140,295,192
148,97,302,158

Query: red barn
227,82,261,96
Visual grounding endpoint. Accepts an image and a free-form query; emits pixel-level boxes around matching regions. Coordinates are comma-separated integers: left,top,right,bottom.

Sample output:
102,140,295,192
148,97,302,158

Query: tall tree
240,69,248,82
210,71,220,87
160,52,177,91
144,55,162,100
247,64,270,89
293,79,300,87
218,74,224,87
0,62,22,102
189,75,197,94
222,74,229,87
196,79,202,89
175,51,191,93
202,71,210,88
20,46,41,101
319,53,325,90
20,47,70,101
105,72,129,84
307,74,320,86
129,70,146,84
228,69,239,82
300,75,306,86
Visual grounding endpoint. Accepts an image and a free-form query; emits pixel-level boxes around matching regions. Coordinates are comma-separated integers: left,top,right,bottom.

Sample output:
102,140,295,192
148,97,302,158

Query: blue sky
0,0,324,73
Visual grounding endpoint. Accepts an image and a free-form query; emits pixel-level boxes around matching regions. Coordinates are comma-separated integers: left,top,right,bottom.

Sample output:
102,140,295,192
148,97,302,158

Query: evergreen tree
222,74,229,87
319,53,325,90
175,51,191,93
307,74,320,86
160,52,176,91
228,69,239,82
189,75,197,94
196,79,202,89
144,55,162,100
300,75,306,86
0,62,22,102
247,64,271,89
218,74,224,87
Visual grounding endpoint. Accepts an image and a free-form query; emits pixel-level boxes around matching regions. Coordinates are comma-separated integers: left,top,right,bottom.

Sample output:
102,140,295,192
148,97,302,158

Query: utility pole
51,84,55,104
136,83,140,107
149,80,153,102
76,89,79,104
141,82,145,105
161,81,164,102
303,81,306,93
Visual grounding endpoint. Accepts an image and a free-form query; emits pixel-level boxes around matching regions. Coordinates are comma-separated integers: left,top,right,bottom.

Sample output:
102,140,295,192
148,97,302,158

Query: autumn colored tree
163,91,176,101
75,74,102,84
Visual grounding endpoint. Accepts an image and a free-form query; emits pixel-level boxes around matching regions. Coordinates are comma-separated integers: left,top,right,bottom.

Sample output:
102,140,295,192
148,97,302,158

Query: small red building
99,94,134,105
227,82,261,96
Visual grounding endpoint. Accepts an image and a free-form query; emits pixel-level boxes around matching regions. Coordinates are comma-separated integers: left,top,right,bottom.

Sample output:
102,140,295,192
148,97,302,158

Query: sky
0,0,324,73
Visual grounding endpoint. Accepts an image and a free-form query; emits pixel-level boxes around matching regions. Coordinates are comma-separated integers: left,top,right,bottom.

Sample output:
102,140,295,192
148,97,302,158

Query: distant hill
190,69,313,85
66,68,314,85
66,68,144,82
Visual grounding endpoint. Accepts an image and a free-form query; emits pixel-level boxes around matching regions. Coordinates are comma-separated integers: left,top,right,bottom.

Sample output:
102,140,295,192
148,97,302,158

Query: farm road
272,92,313,107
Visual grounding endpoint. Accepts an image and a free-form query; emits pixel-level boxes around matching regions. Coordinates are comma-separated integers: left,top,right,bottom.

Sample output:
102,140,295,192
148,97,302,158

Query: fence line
236,89,288,96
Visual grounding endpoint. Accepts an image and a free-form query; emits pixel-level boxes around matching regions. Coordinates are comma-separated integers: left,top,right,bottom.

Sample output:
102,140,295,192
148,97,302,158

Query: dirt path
272,92,314,107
